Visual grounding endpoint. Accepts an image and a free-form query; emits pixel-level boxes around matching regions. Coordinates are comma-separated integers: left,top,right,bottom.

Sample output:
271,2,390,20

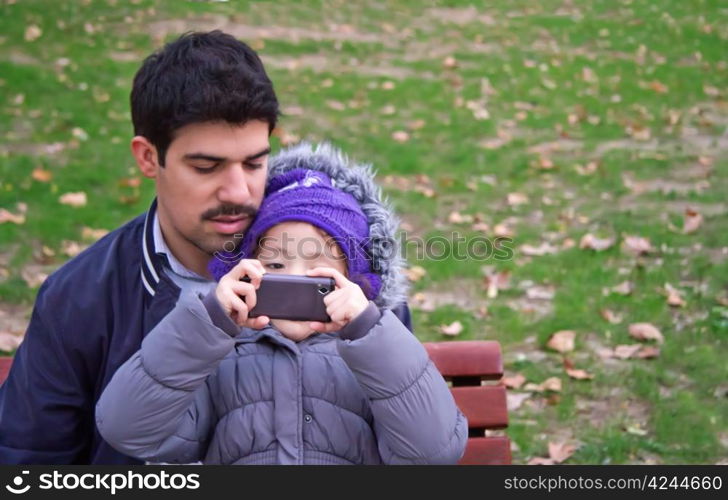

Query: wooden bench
0,340,510,465
423,340,511,465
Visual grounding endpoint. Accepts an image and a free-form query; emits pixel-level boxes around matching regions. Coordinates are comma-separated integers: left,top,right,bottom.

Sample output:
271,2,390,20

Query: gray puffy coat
95,291,468,464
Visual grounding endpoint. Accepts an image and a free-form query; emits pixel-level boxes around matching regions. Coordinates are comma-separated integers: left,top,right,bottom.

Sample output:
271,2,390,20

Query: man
0,30,413,464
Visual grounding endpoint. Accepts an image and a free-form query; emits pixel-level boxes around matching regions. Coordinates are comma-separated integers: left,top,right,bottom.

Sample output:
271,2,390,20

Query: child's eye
264,263,284,270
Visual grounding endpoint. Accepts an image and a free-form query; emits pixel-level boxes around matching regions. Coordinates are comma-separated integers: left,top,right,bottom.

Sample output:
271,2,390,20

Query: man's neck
155,212,212,279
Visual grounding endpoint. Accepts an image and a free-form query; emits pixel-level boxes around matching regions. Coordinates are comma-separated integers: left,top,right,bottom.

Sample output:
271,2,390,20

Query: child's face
255,221,347,342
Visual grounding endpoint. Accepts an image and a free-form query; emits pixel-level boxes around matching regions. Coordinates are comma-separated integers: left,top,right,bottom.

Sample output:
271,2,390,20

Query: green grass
1,0,727,464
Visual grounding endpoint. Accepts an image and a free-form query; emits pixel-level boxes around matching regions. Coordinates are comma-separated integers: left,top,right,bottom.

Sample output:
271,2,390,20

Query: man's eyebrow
245,146,271,162
182,147,271,163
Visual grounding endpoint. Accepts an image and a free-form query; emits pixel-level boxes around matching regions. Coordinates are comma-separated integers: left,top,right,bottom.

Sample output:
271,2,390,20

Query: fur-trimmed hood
266,142,408,310
208,142,409,310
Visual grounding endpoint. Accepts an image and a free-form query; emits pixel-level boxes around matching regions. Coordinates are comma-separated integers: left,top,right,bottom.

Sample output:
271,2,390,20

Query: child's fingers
243,315,270,330
225,290,250,325
328,307,354,324
322,287,345,306
226,280,257,310
309,321,344,333
231,259,265,287
325,289,351,312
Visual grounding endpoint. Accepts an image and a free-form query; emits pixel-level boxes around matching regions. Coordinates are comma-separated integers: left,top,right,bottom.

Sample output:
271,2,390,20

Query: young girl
96,144,467,465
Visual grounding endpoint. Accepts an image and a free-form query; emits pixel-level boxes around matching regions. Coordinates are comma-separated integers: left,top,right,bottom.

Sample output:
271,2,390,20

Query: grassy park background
0,0,726,464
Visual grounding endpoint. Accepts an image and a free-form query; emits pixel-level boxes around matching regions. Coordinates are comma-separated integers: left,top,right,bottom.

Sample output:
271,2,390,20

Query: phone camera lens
318,286,329,295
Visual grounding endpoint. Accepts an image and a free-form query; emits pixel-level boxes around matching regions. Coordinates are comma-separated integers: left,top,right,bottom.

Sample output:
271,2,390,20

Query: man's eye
265,263,284,270
245,163,264,170
193,164,217,173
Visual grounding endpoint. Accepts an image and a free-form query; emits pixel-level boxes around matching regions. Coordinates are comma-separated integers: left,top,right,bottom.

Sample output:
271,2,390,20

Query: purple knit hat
208,168,382,300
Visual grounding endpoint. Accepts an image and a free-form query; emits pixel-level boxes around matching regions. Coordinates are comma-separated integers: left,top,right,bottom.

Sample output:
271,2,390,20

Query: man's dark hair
131,30,279,165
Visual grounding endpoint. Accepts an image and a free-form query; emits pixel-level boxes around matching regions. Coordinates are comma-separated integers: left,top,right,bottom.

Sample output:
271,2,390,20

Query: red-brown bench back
423,341,511,465
0,357,11,386
1,341,511,465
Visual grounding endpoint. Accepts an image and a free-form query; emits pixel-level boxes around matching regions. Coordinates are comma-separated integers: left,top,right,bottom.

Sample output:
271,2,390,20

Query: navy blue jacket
0,200,412,464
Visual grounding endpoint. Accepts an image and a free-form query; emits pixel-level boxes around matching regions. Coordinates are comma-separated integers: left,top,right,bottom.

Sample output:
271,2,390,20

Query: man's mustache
201,204,258,220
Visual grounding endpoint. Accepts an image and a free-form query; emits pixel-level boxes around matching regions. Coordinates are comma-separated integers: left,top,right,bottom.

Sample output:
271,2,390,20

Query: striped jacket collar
140,198,170,298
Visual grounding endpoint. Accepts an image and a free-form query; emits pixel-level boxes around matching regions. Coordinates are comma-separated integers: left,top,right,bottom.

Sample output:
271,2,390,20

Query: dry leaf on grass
493,222,515,238
32,168,53,182
403,265,427,282
566,368,594,380
600,308,623,324
610,280,634,296
391,130,410,143
410,292,436,312
442,56,458,69
501,373,527,389
21,267,48,288
579,233,615,251
526,285,555,301
507,192,529,206
439,321,463,337
24,24,42,42
546,330,576,353
407,119,426,130
0,332,24,352
549,442,577,463
507,392,531,411
471,222,490,233
448,211,473,224
649,80,669,94
81,227,109,241
118,177,142,188
0,209,26,225
59,192,87,207
524,377,562,393
613,344,644,359
664,283,686,307
628,322,664,343
325,100,346,111
520,242,559,256
636,346,660,359
682,208,703,234
61,240,86,257
528,442,578,465
608,344,660,360
622,235,653,255
482,269,511,299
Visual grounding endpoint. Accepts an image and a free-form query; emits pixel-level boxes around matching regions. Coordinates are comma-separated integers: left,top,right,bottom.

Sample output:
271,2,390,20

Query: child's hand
215,259,270,329
306,267,369,333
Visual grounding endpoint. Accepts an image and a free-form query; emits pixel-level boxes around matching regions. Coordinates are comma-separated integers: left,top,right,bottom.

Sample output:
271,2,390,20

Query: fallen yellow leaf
628,323,664,344
546,330,576,353
59,192,87,207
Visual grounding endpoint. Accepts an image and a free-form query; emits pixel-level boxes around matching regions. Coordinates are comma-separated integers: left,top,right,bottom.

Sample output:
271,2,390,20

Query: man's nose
217,165,251,204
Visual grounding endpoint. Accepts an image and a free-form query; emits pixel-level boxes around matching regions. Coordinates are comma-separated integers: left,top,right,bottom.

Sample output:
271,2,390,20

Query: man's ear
131,136,161,179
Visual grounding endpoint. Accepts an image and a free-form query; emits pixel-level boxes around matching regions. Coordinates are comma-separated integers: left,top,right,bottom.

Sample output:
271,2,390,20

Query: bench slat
423,341,503,380
451,385,508,429
459,436,512,465
0,357,12,385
